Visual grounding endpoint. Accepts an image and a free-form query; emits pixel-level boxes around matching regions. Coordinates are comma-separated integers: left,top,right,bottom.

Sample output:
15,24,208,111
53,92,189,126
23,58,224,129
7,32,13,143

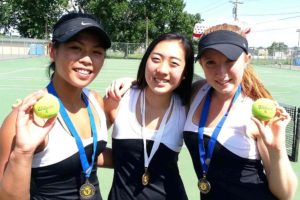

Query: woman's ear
49,43,56,62
245,53,252,65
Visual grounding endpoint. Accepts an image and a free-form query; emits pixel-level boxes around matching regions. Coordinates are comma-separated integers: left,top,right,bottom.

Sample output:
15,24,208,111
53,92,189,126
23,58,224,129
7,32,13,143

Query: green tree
267,42,288,56
85,0,200,42
1,0,202,43
0,0,15,35
83,0,200,57
5,0,69,39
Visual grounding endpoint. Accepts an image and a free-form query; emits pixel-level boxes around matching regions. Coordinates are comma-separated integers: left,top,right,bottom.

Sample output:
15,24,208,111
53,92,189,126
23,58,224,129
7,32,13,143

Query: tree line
0,0,202,44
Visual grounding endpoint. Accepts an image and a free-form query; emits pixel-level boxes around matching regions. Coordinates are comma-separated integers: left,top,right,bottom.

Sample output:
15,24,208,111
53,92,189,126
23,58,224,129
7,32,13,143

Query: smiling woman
104,32,195,200
0,12,113,200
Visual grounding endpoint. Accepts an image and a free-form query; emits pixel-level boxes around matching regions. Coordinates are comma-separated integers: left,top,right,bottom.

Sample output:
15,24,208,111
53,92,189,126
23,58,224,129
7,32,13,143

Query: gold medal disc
198,178,211,194
80,180,96,199
142,171,150,186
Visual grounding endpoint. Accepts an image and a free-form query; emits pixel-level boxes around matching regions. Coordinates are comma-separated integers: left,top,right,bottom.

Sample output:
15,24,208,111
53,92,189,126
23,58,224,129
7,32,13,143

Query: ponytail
241,65,272,100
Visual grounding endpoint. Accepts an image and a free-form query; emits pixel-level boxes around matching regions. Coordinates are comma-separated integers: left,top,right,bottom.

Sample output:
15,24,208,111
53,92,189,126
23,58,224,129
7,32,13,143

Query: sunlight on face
199,49,250,95
145,40,186,95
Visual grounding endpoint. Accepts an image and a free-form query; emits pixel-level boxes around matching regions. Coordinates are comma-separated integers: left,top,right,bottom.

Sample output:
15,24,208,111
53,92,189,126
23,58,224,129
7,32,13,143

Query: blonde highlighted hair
202,23,272,100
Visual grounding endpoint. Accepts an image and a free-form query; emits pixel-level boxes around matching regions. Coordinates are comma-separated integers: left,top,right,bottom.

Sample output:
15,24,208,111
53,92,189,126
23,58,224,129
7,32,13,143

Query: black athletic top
108,88,188,200
183,83,277,200
184,133,277,200
30,89,108,200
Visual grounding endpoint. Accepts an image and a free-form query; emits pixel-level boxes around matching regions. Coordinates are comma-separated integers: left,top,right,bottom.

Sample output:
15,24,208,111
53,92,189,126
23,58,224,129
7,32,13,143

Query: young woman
104,33,194,200
183,23,297,200
0,12,112,200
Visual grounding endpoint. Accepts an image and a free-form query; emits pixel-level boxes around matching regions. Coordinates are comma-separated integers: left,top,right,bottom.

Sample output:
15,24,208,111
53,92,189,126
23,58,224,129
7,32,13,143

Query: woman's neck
51,77,84,111
144,87,172,110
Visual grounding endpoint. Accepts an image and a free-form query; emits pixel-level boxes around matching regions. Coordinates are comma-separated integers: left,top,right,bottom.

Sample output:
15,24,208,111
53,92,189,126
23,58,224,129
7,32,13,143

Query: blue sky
184,0,300,47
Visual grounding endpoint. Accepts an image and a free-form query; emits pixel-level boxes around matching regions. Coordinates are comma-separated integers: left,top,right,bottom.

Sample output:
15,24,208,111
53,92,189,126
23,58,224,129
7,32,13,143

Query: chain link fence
0,37,146,60
1,37,300,70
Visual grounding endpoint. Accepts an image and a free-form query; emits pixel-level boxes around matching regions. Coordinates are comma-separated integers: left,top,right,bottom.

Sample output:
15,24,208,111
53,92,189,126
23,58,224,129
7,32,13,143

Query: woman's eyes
151,57,180,66
69,45,80,50
93,50,104,55
205,60,215,65
67,45,104,55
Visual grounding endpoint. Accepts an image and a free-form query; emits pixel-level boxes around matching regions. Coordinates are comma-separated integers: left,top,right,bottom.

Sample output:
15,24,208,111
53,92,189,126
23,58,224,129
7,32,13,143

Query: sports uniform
183,84,277,200
30,89,108,200
108,87,188,200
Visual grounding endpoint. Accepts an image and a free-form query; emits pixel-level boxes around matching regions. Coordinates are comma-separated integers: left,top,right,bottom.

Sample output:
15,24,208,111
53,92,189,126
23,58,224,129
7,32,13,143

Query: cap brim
196,43,244,61
53,16,111,48
56,26,111,48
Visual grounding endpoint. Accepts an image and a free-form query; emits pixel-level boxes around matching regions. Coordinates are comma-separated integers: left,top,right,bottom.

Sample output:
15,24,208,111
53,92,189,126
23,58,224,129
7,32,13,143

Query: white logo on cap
81,21,92,26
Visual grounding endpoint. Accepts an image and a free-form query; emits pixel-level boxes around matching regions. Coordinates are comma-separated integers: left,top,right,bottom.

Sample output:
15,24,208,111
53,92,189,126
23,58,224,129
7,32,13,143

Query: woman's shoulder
190,79,208,102
87,89,104,108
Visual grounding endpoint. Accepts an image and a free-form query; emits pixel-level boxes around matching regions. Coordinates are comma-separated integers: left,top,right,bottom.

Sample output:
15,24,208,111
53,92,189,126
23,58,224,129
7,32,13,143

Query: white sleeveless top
32,88,108,167
184,83,260,159
112,87,186,152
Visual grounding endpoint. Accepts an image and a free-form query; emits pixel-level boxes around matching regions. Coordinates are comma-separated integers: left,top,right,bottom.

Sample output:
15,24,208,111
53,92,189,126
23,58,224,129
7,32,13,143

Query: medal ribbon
140,89,173,169
198,85,241,173
47,82,98,178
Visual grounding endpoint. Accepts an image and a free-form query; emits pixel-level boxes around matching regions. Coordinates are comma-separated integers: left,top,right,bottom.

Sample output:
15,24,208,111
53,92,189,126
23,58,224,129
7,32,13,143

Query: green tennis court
0,57,299,199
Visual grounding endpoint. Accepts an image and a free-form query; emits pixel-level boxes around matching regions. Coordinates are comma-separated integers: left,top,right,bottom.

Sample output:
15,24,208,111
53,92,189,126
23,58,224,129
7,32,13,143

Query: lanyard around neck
140,89,173,168
47,82,98,178
198,85,241,174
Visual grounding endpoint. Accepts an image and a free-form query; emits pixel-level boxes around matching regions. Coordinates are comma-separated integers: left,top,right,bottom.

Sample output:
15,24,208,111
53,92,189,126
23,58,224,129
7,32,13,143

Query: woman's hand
252,103,290,152
14,90,57,154
105,77,135,101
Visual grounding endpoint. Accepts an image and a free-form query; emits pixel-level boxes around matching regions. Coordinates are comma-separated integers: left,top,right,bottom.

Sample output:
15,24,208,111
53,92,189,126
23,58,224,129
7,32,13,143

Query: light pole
297,29,300,48
230,0,243,21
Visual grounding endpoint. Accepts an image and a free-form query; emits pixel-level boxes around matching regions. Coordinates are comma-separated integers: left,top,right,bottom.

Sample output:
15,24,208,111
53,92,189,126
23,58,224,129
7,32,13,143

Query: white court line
0,67,46,75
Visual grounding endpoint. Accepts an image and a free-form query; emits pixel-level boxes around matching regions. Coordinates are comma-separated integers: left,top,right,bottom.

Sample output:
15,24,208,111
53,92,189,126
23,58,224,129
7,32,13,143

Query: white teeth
76,69,91,75
155,78,168,83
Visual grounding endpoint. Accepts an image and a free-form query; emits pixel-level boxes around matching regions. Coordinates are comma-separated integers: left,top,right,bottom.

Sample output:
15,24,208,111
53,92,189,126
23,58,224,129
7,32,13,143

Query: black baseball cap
52,13,111,49
195,30,248,61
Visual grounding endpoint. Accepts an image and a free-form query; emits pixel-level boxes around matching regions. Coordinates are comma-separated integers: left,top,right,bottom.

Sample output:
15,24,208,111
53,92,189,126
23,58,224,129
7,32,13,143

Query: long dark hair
136,33,194,105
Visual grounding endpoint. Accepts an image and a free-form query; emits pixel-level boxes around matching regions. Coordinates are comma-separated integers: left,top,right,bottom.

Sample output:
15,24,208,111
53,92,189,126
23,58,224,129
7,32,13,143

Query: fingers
16,90,46,125
12,98,23,109
106,77,134,101
106,81,121,101
251,116,267,139
268,105,291,126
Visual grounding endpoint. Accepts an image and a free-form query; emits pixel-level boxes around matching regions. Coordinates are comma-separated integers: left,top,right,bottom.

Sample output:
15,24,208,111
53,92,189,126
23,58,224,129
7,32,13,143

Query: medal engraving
198,177,211,194
80,180,96,199
142,170,150,186
205,158,210,165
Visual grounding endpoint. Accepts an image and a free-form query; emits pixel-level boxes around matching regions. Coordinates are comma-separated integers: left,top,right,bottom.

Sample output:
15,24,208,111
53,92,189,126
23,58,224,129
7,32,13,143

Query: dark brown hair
136,33,194,105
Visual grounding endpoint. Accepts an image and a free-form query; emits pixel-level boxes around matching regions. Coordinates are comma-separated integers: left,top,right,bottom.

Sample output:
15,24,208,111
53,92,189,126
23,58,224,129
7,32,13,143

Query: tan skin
0,30,112,200
191,49,297,200
105,40,187,127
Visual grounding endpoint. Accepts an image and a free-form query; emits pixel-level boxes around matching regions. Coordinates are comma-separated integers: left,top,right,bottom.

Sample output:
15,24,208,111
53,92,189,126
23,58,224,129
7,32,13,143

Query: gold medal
142,168,150,186
79,179,96,199
198,177,211,194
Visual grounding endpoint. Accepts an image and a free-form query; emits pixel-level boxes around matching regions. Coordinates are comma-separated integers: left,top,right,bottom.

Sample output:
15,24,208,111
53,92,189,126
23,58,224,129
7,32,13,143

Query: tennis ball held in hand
252,98,276,121
33,94,60,119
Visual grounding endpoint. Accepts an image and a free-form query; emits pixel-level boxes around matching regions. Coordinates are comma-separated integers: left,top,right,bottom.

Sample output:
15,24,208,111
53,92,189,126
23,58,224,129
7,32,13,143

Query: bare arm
97,148,113,168
94,78,134,168
253,105,297,200
0,90,56,200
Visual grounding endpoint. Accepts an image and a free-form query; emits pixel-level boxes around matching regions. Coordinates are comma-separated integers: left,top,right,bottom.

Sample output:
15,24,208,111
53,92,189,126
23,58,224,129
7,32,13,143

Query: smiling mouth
75,68,92,75
154,77,169,84
216,80,230,85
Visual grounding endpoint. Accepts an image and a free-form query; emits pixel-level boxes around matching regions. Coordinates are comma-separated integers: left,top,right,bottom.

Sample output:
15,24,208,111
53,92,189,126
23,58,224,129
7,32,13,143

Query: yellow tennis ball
33,93,59,119
252,98,276,121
